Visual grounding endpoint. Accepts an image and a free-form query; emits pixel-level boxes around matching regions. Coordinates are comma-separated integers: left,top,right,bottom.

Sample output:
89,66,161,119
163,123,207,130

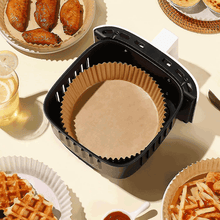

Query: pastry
6,0,30,32
34,0,59,31
0,172,34,211
203,0,220,13
4,192,57,220
170,0,200,7
60,0,81,35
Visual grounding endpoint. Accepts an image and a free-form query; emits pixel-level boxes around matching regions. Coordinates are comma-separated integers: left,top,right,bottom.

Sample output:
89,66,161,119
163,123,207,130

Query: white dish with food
0,156,72,220
162,158,220,220
0,0,96,54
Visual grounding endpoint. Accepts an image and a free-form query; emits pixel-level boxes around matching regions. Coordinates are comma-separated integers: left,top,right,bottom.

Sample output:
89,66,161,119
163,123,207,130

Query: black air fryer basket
44,26,198,179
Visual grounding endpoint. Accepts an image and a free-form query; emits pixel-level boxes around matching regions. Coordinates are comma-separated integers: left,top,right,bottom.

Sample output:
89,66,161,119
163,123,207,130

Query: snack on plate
169,172,220,220
0,171,35,211
4,192,57,220
170,0,200,7
4,0,85,46
203,0,220,13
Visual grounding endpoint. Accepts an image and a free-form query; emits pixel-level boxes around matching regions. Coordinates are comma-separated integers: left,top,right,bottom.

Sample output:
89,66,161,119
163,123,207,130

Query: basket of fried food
162,158,220,220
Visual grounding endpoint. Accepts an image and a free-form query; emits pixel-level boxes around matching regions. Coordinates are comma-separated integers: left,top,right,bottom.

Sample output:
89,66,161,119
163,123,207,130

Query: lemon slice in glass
0,80,11,103
0,50,18,78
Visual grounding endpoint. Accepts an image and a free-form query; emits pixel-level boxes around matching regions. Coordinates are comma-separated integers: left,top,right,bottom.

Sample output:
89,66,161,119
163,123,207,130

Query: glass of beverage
0,66,19,126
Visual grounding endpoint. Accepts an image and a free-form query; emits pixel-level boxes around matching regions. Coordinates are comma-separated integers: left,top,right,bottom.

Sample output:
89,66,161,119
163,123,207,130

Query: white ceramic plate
166,0,220,21
0,156,72,220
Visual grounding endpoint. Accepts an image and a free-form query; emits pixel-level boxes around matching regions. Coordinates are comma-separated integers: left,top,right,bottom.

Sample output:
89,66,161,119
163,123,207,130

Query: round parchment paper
61,62,166,160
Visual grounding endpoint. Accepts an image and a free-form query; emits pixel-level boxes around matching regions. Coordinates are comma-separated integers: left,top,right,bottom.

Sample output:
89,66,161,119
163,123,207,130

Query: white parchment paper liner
167,0,220,21
0,156,72,220
0,0,95,54
162,158,220,220
61,62,166,160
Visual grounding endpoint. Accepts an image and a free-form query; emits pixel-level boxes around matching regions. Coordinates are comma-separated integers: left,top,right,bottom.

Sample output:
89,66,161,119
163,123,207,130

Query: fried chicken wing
6,0,30,32
60,0,81,35
22,28,62,45
34,0,59,31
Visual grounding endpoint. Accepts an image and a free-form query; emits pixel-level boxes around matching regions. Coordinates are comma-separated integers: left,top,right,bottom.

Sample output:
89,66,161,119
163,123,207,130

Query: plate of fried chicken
0,0,95,54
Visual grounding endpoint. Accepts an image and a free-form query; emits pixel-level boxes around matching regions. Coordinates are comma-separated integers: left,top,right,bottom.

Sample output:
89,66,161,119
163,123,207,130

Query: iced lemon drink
0,51,19,126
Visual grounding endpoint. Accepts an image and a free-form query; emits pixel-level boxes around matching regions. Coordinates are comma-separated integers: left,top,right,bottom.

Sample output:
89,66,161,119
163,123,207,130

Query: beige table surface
1,0,220,219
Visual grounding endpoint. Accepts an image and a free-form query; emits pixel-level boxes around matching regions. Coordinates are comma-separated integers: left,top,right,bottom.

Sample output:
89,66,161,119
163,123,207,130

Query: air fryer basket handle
93,26,197,123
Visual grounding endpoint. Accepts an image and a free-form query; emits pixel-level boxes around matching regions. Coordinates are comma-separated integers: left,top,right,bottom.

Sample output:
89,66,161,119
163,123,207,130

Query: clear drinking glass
0,67,19,126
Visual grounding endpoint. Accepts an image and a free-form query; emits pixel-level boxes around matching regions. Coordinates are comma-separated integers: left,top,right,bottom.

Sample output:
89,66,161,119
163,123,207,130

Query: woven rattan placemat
158,0,220,34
